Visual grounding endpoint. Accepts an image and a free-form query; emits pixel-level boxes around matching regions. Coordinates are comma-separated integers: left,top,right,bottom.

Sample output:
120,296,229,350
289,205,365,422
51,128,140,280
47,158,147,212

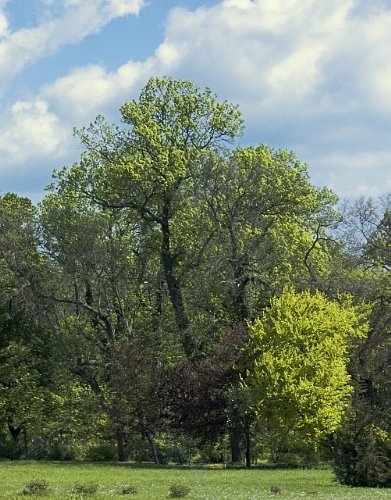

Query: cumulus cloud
159,0,391,197
106,0,144,17
311,151,391,198
41,62,148,122
0,14,7,36
0,0,390,200
0,0,145,94
38,37,184,124
0,99,70,170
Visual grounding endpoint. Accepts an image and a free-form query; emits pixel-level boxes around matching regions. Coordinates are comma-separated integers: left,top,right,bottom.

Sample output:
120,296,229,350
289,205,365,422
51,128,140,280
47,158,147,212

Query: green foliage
244,288,369,450
85,443,117,461
0,77,386,468
120,484,138,495
168,483,191,498
334,417,391,487
202,145,339,325
0,342,47,454
21,479,49,496
120,76,243,184
73,482,99,495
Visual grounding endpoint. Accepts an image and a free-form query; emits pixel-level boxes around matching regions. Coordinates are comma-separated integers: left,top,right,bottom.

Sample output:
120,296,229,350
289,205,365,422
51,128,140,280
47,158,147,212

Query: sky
0,0,390,203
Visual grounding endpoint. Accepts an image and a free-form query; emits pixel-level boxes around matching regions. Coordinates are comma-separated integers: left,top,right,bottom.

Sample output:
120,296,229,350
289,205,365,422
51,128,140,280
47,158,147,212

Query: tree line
0,77,389,486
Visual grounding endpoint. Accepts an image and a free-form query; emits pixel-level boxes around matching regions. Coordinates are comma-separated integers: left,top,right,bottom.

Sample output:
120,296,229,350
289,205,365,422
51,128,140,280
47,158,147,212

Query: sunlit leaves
244,288,370,448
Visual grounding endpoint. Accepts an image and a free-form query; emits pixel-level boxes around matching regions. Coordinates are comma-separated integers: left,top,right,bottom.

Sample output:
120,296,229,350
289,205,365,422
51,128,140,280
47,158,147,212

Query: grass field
0,461,389,499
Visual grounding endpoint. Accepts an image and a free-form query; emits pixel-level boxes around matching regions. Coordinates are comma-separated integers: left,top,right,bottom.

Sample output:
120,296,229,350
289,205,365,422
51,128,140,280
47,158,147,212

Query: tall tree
202,145,339,323
331,195,391,486
196,146,340,462
39,192,162,460
52,76,244,357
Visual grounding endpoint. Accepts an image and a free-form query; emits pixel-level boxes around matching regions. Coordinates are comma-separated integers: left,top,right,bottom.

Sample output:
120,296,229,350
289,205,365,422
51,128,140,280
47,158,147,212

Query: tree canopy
244,288,369,450
0,77,388,482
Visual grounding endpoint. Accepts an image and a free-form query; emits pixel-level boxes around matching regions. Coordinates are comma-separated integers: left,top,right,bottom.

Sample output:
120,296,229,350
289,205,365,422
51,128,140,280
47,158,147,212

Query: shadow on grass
0,459,332,471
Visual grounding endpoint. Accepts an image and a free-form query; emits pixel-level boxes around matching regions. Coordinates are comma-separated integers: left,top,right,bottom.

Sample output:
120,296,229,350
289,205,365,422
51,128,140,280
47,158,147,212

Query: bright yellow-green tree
244,287,369,452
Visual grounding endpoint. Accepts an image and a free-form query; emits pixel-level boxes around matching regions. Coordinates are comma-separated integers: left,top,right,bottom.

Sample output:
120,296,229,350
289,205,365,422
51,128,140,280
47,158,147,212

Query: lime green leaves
245,288,369,447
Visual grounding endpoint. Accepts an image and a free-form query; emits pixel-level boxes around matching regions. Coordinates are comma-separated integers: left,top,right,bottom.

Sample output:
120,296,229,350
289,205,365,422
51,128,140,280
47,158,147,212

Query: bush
120,484,137,495
168,483,191,497
333,422,391,487
0,437,24,459
22,479,49,496
73,483,98,495
47,443,75,461
85,443,117,461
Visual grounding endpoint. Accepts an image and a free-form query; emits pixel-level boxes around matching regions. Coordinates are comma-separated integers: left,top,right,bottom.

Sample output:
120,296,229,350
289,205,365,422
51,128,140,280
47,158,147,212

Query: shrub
85,443,117,461
22,479,49,496
0,437,24,459
73,483,99,495
168,483,191,497
333,422,391,487
120,484,137,495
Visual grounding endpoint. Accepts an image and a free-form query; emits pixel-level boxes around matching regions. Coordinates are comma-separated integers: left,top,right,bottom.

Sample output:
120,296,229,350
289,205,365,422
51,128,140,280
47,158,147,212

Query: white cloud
162,0,355,105
40,39,183,123
0,0,390,200
310,151,391,198
0,99,70,169
0,13,7,36
158,0,391,198
0,0,145,94
41,61,149,123
105,0,144,17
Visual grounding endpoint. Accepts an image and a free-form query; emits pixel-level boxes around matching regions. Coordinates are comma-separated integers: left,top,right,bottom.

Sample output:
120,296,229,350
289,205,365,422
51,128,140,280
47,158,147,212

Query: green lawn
0,461,389,499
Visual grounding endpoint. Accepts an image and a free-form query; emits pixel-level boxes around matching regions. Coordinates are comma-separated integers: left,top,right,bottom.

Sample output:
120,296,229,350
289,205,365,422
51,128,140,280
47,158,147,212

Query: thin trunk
244,418,251,468
232,255,250,322
23,428,28,458
229,403,243,464
227,254,249,465
116,428,128,462
146,432,160,465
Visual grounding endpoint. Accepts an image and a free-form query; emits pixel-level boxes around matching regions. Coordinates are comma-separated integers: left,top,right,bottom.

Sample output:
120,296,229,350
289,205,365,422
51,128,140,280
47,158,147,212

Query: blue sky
0,0,390,202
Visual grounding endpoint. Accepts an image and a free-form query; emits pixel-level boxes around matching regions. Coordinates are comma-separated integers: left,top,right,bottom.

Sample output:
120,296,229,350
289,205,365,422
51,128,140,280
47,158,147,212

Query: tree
196,146,340,462
0,342,46,457
163,324,248,446
330,195,391,486
4,78,375,465
43,80,342,463
39,192,162,460
0,193,43,310
52,76,244,357
243,287,369,455
202,145,339,323
0,194,63,458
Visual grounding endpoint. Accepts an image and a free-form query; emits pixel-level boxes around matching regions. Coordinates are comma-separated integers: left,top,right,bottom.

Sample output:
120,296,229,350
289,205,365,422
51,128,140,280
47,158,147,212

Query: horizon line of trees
0,77,389,487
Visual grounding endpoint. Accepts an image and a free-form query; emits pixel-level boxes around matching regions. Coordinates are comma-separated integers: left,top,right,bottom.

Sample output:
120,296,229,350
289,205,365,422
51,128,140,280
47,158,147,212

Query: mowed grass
0,461,389,499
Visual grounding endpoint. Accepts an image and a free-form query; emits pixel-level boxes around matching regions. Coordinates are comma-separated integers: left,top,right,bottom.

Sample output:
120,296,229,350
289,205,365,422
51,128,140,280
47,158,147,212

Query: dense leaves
244,288,369,450
0,78,388,483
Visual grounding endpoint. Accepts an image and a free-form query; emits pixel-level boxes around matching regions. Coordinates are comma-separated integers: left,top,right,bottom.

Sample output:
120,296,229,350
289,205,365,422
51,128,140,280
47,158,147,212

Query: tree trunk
160,201,193,356
244,418,251,468
7,421,22,441
146,432,160,464
116,428,128,462
230,430,242,463
23,428,29,458
229,404,244,464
